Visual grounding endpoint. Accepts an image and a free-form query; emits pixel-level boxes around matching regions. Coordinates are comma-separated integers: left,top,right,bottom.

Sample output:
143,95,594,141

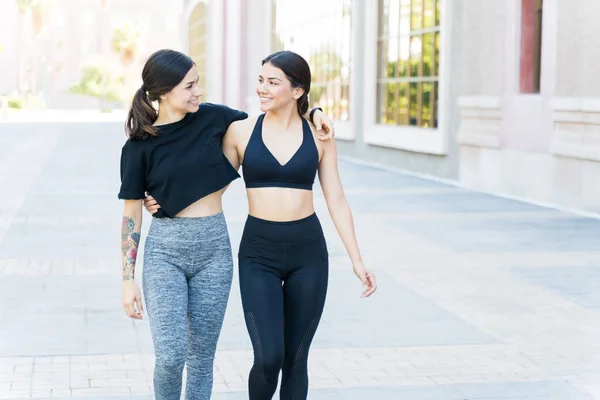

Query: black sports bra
242,114,318,190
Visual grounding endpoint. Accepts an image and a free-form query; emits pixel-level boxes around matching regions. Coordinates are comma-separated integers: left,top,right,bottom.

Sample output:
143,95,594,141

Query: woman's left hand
353,261,377,298
312,109,335,140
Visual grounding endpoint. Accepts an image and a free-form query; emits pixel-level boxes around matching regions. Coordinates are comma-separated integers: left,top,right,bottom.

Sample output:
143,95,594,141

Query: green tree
69,61,124,112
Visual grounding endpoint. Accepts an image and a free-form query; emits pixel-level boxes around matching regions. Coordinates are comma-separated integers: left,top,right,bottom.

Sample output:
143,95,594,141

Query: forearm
121,208,142,281
326,197,363,264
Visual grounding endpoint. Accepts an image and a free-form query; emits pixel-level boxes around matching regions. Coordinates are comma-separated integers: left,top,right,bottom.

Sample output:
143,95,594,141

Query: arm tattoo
121,217,141,281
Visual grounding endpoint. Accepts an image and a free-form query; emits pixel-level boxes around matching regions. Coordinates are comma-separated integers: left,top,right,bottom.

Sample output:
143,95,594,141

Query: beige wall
555,0,600,96
459,0,506,97
457,0,600,214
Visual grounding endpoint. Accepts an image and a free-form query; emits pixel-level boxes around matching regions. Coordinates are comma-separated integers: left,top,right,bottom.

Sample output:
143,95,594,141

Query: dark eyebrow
258,75,282,82
185,77,199,85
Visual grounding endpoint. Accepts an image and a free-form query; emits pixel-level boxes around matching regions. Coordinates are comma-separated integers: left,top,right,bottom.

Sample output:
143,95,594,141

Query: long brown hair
125,49,194,139
262,51,311,116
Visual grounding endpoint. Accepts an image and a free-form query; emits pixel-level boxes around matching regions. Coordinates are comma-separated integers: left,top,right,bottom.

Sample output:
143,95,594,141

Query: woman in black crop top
147,50,377,399
118,49,333,400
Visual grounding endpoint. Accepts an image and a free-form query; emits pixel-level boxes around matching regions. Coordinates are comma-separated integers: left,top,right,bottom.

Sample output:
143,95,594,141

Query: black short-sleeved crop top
118,103,248,218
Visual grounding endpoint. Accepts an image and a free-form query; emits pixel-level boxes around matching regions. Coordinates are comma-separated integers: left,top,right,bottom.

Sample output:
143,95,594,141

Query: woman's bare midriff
247,188,315,222
174,186,228,217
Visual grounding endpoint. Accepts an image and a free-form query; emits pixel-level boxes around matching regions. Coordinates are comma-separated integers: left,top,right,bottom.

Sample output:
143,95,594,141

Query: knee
186,354,214,375
260,350,284,382
155,354,186,376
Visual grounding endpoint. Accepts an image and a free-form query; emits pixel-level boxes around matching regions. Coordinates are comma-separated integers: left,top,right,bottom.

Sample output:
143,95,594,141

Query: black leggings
238,213,329,400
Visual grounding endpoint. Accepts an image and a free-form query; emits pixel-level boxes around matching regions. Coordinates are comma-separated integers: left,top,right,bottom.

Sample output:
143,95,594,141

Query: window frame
363,0,451,154
376,1,441,128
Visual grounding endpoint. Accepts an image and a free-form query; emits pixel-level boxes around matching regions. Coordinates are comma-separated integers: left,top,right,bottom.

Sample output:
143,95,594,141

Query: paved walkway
1,122,600,399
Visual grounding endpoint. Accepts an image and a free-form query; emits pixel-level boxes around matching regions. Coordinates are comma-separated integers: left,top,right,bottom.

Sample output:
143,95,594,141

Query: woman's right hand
122,280,144,320
144,194,160,215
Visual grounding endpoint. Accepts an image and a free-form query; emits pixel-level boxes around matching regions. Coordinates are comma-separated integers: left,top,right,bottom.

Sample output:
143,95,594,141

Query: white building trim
457,96,503,148
549,97,600,162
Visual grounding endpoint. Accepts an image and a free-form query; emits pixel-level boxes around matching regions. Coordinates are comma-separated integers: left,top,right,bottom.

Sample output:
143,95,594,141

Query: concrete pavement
1,121,600,399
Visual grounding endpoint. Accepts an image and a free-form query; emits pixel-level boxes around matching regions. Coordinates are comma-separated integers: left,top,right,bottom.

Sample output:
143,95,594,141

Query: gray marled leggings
143,212,233,400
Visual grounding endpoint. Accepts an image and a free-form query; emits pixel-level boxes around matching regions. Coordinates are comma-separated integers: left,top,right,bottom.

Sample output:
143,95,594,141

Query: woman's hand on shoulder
311,109,335,141
310,122,337,155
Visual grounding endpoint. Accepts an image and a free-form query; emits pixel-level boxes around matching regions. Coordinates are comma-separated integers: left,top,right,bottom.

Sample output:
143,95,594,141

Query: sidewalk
1,124,599,399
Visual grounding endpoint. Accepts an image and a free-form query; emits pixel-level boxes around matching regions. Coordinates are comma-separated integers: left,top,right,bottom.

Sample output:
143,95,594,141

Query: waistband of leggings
148,211,228,241
242,213,323,244
246,212,317,226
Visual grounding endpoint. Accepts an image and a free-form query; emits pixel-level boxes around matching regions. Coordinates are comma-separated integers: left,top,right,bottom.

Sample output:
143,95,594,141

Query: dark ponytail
125,49,194,140
125,86,158,139
297,93,309,116
262,51,311,117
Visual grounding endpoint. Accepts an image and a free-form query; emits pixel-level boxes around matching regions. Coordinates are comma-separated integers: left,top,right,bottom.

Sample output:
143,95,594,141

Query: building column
242,0,272,114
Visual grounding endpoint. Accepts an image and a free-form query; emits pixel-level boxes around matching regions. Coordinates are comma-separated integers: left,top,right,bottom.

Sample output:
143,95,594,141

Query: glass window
271,0,352,121
377,0,440,128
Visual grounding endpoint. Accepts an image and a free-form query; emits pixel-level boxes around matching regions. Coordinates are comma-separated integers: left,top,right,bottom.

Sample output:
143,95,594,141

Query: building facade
0,0,596,213
187,0,599,214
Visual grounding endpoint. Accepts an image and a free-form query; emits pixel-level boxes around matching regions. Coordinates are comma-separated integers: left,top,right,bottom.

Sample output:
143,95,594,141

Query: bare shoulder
230,115,258,137
226,114,258,143
306,119,335,152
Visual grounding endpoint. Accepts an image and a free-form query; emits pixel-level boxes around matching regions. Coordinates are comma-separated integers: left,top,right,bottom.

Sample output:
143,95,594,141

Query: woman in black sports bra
224,51,377,399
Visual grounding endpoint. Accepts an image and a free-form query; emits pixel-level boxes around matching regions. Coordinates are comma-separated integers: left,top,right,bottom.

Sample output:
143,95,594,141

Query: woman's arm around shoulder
222,115,259,169
200,102,249,125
